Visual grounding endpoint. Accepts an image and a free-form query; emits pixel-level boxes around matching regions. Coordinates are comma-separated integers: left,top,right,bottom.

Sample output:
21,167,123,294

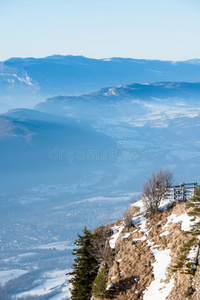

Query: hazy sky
0,0,200,61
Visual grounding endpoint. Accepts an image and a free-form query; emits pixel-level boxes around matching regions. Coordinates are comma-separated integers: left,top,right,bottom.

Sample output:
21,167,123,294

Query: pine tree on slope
186,187,200,235
68,227,98,300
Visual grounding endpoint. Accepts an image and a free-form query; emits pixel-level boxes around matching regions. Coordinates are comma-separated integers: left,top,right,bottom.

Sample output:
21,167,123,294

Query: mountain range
1,55,200,110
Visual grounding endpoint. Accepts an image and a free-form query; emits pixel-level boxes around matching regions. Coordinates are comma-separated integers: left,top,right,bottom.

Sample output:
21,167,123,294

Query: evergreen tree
92,266,108,299
67,227,98,300
186,187,200,234
173,187,200,275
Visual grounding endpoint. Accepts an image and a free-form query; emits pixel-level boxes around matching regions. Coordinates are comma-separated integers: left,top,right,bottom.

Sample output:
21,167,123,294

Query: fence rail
167,182,198,202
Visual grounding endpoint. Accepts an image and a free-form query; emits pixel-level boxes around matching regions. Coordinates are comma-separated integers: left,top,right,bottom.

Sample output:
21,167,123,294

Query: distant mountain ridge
1,55,200,98
45,81,200,103
36,81,200,120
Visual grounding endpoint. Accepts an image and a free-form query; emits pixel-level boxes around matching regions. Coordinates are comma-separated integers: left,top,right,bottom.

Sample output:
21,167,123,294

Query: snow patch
163,212,193,232
133,235,147,243
0,269,28,286
106,283,114,290
122,232,131,239
122,229,137,239
131,204,175,299
109,225,124,249
160,231,170,237
143,249,174,300
15,269,70,299
187,245,199,263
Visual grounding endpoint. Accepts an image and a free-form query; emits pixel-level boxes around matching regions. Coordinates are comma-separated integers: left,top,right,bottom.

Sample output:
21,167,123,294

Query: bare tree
142,169,173,214
123,205,140,228
90,226,113,265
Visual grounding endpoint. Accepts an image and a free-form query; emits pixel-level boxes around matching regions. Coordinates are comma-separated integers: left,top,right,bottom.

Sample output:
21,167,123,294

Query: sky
0,0,200,61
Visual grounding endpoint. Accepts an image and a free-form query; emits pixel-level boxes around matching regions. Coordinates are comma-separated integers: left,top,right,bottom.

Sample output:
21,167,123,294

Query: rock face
94,197,200,300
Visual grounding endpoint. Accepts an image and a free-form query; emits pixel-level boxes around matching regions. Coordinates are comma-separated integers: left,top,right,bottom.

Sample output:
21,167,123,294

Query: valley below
0,56,200,299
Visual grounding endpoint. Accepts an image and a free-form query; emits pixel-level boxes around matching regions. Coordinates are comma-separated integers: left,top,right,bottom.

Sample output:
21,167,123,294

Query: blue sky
0,0,200,61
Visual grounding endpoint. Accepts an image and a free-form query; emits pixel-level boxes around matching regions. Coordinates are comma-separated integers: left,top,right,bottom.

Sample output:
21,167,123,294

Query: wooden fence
167,182,198,202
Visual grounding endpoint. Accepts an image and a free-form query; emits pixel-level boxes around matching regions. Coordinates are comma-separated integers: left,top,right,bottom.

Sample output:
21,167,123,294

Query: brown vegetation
92,200,200,300
123,205,140,229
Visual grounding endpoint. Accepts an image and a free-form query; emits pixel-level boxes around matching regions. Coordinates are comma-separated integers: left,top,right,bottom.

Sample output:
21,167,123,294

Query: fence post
180,182,186,201
193,182,198,196
173,189,177,201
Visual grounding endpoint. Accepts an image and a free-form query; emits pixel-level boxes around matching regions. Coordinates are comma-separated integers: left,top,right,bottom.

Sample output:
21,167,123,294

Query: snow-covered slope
101,195,199,299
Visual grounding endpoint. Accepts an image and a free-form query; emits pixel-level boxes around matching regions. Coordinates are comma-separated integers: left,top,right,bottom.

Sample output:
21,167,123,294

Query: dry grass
96,201,200,300
123,205,140,229
105,237,154,299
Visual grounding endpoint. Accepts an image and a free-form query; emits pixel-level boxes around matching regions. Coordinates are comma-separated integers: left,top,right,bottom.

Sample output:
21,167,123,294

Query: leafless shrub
142,169,173,215
90,225,113,265
123,209,133,228
123,206,140,228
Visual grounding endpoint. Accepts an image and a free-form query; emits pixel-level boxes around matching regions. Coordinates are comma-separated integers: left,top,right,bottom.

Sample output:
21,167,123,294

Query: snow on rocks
122,229,137,239
131,202,175,300
187,245,199,263
106,283,114,290
131,192,176,215
143,206,194,299
160,230,170,237
109,225,124,249
162,212,193,232
133,236,147,244
122,232,131,239
109,195,193,299
134,217,175,300
132,199,144,210
159,196,175,210
139,217,148,234
132,215,147,232
143,248,175,300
